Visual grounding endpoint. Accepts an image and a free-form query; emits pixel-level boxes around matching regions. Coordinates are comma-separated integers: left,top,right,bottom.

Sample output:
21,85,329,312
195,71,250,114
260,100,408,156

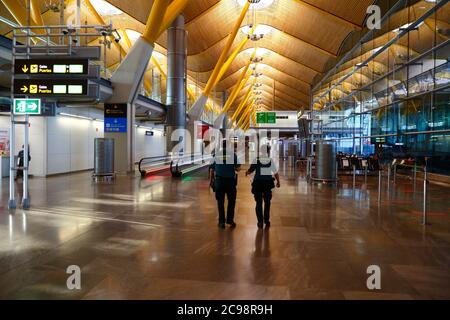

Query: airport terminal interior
0,0,449,300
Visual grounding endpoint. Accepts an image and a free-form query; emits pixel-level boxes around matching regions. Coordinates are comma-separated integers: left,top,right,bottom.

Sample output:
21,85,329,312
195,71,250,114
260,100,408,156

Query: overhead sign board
267,112,276,123
13,98,41,115
14,59,89,75
104,103,127,133
13,79,88,96
256,112,276,124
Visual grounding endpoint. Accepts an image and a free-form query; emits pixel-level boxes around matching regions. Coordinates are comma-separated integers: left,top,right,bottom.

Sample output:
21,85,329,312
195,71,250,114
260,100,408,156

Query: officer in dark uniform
210,140,241,229
246,145,280,228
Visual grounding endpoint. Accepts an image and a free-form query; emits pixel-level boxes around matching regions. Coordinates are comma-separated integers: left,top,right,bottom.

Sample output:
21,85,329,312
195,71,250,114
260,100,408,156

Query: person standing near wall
15,145,31,181
246,144,280,229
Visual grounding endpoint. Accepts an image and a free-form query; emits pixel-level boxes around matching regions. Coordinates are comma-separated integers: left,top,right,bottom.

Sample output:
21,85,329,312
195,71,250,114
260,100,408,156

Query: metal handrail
170,154,211,177
139,153,208,177
138,155,173,176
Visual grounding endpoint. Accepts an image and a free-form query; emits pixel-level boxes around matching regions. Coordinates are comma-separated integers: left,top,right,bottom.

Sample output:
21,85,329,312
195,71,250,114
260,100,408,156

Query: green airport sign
256,112,276,124
267,112,276,123
13,98,41,115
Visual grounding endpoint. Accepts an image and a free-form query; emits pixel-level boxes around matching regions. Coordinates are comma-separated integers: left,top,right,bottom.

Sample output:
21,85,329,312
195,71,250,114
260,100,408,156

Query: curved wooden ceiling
102,0,376,111
0,0,378,111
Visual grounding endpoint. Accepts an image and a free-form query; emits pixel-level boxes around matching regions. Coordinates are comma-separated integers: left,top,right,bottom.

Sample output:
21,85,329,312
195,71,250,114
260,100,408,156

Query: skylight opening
90,0,123,16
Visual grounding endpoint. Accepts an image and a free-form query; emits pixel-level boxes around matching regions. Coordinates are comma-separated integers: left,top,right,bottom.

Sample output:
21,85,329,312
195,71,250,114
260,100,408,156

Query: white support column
107,37,155,173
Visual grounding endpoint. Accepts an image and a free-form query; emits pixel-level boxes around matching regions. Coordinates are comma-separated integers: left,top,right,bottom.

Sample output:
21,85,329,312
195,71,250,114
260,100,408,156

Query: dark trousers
16,158,24,179
253,183,273,223
215,177,237,224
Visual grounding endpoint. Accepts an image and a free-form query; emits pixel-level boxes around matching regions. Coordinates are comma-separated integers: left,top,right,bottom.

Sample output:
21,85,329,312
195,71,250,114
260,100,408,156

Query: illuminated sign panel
13,79,88,96
256,112,276,124
13,98,41,115
104,104,127,133
14,59,89,75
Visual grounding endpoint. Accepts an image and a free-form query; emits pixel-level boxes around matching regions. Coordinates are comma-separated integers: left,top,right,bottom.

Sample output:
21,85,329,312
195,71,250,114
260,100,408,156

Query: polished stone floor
0,163,449,300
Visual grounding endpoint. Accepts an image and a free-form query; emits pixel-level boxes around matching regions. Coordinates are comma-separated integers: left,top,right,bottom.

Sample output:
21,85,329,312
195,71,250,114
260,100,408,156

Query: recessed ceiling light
90,0,123,16
241,24,273,36
237,0,274,9
242,47,271,56
251,63,269,71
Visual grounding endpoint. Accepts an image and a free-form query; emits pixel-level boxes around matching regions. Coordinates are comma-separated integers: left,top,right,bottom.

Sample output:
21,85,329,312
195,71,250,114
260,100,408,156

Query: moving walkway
139,153,212,178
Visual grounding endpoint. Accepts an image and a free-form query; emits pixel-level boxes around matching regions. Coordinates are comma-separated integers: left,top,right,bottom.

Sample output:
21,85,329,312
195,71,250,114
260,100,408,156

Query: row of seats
336,153,380,171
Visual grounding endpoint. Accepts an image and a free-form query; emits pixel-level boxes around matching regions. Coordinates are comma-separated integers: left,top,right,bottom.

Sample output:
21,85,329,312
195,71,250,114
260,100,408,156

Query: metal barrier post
422,161,428,225
393,164,397,185
336,160,339,181
307,156,312,180
22,114,30,209
413,163,417,184
378,169,382,204
352,165,356,189
364,165,368,184
306,158,310,179
387,165,391,195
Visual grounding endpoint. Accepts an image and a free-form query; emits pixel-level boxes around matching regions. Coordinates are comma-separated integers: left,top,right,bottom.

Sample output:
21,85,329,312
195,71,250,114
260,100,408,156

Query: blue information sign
105,117,127,133
104,103,127,133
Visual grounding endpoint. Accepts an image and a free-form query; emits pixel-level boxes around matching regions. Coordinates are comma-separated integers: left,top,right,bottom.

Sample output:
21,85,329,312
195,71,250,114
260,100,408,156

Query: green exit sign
13,98,41,115
256,112,276,124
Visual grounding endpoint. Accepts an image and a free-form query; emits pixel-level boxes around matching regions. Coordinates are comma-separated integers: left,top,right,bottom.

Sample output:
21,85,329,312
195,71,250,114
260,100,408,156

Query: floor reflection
0,165,449,300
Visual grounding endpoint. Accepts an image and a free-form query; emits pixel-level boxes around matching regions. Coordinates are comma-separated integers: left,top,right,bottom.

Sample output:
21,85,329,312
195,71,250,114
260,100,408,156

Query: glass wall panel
311,0,449,175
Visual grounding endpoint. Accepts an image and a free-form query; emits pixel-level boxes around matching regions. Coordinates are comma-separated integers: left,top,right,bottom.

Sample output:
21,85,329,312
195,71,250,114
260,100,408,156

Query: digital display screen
68,85,83,94
15,59,89,75
69,64,84,73
53,65,67,73
53,85,67,94
14,79,88,96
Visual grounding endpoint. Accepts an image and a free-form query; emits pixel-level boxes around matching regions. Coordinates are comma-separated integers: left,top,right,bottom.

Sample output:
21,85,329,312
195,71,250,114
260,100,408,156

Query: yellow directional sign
30,64,38,73
14,59,88,75
14,79,88,96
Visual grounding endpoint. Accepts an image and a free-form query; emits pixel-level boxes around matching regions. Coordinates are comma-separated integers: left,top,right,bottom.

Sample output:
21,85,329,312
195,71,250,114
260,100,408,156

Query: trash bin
314,142,337,181
287,142,298,167
94,138,114,176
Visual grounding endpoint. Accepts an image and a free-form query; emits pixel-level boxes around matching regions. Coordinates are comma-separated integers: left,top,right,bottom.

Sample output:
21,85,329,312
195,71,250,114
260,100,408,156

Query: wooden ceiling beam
221,68,312,94
293,0,363,30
